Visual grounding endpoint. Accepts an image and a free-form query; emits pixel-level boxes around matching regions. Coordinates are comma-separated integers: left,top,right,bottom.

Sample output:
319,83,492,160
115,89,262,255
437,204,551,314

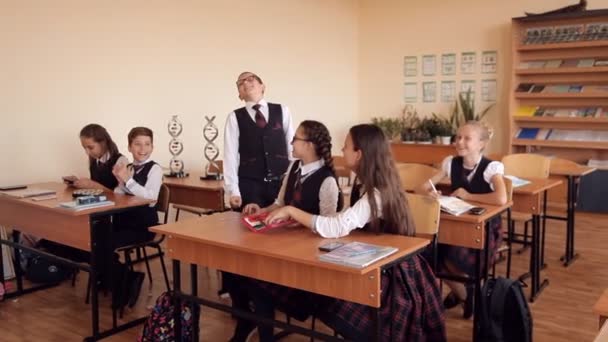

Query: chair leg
72,269,78,287
142,247,153,289
506,212,513,278
175,208,181,222
157,246,171,291
310,316,317,342
516,221,530,254
85,274,91,304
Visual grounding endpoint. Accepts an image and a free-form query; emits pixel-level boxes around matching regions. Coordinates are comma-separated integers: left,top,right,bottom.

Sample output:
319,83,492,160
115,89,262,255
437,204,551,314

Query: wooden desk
0,182,152,341
544,164,596,267
151,211,429,340
163,172,225,211
594,289,608,329
391,142,453,166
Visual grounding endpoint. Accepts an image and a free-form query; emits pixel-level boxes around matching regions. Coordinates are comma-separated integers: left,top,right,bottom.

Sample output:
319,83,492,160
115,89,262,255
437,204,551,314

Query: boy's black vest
114,161,159,230
90,153,123,190
450,156,493,194
235,103,289,181
283,160,342,215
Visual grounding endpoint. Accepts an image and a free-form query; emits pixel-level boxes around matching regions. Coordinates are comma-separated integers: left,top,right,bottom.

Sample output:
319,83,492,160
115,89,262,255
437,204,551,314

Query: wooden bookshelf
509,10,608,164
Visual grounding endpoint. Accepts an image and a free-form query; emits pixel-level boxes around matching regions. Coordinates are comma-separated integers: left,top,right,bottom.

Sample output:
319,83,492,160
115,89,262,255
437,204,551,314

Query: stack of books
59,195,114,211
438,196,475,216
318,241,398,268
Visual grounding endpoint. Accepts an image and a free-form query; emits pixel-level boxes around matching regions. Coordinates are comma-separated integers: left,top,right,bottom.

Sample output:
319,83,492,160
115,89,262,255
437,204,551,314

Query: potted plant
431,113,455,144
400,105,420,144
371,117,401,142
419,117,440,144
452,89,494,127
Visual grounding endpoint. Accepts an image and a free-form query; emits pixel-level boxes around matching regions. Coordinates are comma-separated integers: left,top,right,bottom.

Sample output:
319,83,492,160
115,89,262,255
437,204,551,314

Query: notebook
438,196,475,216
58,200,115,211
504,175,531,188
319,242,398,268
0,188,56,198
241,213,296,233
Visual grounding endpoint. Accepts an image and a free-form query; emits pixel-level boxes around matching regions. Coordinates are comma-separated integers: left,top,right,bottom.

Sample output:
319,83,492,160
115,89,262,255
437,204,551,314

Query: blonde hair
463,120,493,141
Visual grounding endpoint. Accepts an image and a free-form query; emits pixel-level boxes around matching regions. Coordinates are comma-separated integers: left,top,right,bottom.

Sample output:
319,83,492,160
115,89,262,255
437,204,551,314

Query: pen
428,180,438,194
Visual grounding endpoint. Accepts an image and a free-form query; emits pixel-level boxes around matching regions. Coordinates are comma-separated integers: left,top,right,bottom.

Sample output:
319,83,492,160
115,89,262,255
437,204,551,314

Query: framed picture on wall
481,51,497,73
423,82,437,103
441,81,456,103
442,53,456,75
422,55,436,76
404,56,417,77
461,52,476,74
481,79,497,102
404,82,417,103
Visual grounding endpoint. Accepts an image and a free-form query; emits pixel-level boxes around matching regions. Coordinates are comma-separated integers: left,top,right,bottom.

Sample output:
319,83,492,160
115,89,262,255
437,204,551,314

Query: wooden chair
174,160,223,221
397,163,439,192
406,193,440,271
501,153,550,258
492,176,514,277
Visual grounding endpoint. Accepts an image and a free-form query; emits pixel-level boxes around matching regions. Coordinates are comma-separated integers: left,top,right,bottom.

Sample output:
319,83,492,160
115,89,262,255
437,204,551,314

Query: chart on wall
403,50,497,106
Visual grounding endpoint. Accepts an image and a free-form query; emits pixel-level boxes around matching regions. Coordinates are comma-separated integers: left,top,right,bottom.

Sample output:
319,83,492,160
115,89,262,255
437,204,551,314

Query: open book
241,212,296,233
319,242,398,268
438,196,475,216
504,175,531,188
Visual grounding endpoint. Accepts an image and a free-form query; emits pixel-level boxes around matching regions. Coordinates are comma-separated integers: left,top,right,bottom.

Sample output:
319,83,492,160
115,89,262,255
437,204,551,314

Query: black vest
450,156,493,194
89,153,122,189
283,160,343,215
114,161,159,230
235,103,289,180
349,179,384,233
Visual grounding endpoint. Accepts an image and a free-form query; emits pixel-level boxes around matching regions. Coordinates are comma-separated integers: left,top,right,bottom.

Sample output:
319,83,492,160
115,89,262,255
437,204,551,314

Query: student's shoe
443,292,462,309
462,285,474,319
127,271,145,308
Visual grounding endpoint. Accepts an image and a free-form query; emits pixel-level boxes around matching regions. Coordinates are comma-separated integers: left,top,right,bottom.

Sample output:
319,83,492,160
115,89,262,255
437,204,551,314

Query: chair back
503,175,513,202
502,153,550,179
157,184,171,224
406,193,440,238
397,163,439,191
550,157,580,173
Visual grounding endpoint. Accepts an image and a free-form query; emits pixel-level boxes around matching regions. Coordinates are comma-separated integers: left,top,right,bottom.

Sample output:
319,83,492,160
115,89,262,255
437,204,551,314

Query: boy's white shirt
114,156,162,204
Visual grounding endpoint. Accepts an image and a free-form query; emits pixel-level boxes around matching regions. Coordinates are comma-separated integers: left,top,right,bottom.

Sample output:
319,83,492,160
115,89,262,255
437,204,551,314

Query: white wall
0,0,359,184
358,0,608,154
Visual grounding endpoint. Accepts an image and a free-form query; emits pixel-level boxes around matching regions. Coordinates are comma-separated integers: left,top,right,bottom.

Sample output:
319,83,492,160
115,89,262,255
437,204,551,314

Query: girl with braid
229,120,343,342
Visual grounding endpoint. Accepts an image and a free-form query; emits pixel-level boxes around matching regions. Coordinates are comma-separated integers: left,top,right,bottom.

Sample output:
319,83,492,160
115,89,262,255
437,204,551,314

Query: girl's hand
112,163,130,184
264,206,292,224
451,188,470,200
242,203,262,215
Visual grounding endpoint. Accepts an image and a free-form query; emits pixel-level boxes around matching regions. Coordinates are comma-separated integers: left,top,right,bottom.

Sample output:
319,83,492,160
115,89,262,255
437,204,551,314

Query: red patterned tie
252,104,267,128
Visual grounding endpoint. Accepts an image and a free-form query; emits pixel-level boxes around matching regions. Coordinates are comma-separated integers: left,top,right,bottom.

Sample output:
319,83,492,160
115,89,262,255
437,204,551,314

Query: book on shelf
577,59,595,68
537,128,552,140
516,83,534,92
0,188,56,198
547,130,608,142
583,85,608,93
544,59,563,68
319,242,398,268
560,59,579,68
504,175,531,188
515,106,538,117
568,85,584,93
530,84,545,93
58,199,114,211
588,159,608,170
438,196,476,216
595,59,608,67
241,212,296,233
517,128,540,139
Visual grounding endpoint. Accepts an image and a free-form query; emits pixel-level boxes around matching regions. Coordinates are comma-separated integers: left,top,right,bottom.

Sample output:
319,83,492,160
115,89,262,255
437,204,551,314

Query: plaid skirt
438,216,502,277
318,255,446,342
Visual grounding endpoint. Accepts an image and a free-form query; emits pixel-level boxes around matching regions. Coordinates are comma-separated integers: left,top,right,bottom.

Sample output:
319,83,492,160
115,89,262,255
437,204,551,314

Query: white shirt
275,160,340,216
313,189,382,238
441,155,504,190
223,99,295,198
114,157,163,205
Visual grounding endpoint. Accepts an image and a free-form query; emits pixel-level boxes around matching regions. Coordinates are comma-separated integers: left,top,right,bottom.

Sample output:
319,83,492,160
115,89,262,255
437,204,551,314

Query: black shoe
127,271,145,308
443,292,462,309
463,285,474,319
229,320,256,342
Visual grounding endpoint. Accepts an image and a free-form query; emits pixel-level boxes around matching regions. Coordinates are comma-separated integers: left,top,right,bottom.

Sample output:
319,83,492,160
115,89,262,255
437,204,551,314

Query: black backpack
476,277,533,342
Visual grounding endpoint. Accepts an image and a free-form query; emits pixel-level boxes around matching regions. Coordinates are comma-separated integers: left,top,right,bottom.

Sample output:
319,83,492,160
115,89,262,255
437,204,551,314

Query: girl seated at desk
231,124,446,342
420,120,507,319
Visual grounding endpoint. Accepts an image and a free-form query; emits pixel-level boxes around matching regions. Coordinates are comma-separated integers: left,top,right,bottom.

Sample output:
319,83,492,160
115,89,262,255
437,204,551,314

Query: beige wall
358,0,608,154
0,0,359,184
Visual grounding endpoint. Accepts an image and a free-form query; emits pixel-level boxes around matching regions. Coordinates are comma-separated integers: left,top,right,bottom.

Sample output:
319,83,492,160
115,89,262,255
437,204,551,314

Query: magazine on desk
319,242,398,269
504,175,531,188
241,212,296,233
438,196,475,216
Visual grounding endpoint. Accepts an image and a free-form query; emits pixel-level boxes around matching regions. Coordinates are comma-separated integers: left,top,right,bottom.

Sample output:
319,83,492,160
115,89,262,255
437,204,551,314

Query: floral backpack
138,291,200,341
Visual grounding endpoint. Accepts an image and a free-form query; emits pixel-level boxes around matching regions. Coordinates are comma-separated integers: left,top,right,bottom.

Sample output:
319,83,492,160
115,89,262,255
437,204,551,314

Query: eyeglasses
291,136,311,144
236,75,259,87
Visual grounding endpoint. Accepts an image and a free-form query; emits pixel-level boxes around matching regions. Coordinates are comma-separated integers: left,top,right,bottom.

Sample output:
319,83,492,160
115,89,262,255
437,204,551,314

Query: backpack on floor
476,277,533,342
138,291,200,342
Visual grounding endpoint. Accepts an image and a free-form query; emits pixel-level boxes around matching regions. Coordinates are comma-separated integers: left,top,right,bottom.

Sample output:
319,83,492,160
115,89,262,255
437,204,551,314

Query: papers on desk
319,242,398,268
0,188,56,198
438,196,475,216
504,175,531,188
58,200,114,211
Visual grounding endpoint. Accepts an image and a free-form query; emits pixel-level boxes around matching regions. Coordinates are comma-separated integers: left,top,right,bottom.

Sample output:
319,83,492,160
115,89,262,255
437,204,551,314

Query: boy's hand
112,163,130,184
242,203,261,215
229,196,242,209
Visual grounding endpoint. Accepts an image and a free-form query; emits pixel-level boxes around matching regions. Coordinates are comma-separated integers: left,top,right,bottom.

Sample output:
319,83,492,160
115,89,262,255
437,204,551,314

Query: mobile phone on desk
469,207,486,215
62,176,78,186
319,241,344,252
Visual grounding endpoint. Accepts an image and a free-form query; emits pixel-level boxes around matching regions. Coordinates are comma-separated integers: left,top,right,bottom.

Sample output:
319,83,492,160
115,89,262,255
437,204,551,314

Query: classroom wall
357,0,608,154
0,0,359,184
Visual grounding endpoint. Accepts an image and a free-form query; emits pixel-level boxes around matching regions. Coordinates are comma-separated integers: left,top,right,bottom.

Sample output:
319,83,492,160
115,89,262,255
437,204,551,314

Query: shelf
515,92,608,99
515,66,608,75
517,40,608,51
512,139,608,150
513,117,608,124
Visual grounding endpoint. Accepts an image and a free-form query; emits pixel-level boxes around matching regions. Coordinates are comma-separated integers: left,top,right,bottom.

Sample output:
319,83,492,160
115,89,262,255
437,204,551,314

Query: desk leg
560,176,580,267
190,263,199,342
89,216,103,340
541,191,548,270
530,214,549,302
373,307,381,342
173,260,182,341
472,248,482,342
11,231,23,293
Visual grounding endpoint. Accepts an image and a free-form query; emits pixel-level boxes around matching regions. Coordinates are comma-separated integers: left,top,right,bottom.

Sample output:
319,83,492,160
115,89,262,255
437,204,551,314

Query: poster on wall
422,55,436,76
461,52,476,74
404,56,417,77
481,51,498,73
404,82,417,103
441,53,456,75
481,79,497,102
441,81,456,103
423,82,437,103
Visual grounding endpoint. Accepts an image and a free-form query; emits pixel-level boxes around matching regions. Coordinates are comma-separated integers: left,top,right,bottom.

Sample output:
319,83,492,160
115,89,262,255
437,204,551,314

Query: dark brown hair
79,124,120,166
128,126,154,145
300,120,344,210
349,124,415,236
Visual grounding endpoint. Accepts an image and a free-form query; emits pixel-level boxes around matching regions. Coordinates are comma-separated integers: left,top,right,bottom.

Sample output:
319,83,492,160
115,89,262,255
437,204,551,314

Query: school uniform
224,100,295,208
90,152,128,190
437,155,504,276
311,183,446,341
